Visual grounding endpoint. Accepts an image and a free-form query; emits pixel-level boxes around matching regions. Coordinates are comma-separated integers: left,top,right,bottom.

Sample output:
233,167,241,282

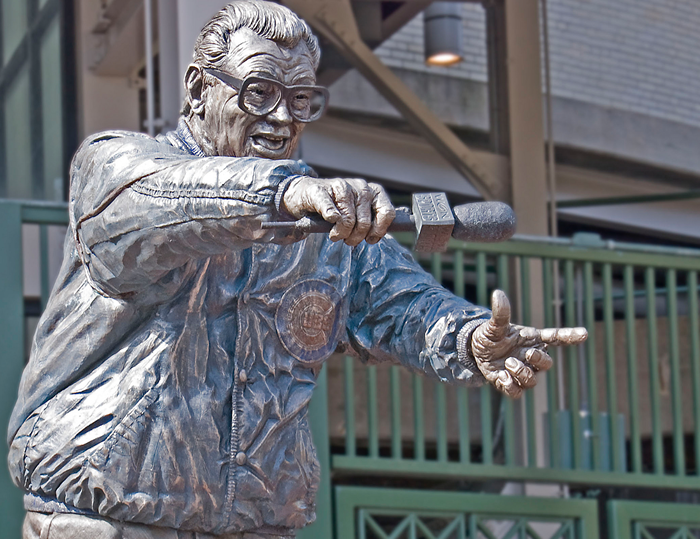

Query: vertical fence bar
344,356,356,457
454,251,465,298
498,254,516,467
431,253,442,285
543,258,559,468
39,224,50,309
476,252,493,464
520,257,537,468
436,383,448,462
390,366,402,460
302,365,333,539
666,269,685,476
413,374,425,461
454,250,471,463
603,263,622,472
624,266,642,474
565,260,582,469
583,262,600,470
645,267,664,474
367,366,379,458
457,385,471,463
0,202,25,538
688,271,700,475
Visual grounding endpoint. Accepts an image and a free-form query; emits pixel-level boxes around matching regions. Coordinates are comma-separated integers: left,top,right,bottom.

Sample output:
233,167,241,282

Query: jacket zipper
223,247,256,526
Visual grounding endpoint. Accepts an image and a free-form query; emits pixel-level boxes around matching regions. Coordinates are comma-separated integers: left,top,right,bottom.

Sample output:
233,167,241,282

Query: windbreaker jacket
8,124,489,536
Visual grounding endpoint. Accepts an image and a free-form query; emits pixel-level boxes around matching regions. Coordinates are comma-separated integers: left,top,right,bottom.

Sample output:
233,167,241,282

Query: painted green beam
391,233,700,271
331,456,700,491
0,202,26,539
608,500,700,539
20,201,69,225
336,486,600,539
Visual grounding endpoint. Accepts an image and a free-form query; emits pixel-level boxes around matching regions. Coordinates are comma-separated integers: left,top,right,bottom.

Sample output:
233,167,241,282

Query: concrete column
158,0,181,131
504,0,548,236
176,0,230,103
155,0,229,125
500,0,551,471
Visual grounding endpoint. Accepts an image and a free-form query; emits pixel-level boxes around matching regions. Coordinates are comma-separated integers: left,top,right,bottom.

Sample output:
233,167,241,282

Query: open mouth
251,133,288,152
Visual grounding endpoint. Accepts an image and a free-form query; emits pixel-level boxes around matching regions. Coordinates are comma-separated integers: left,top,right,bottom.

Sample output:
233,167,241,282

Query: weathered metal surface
7,124,490,535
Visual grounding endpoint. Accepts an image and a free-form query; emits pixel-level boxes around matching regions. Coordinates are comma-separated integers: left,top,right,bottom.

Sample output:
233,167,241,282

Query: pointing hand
471,290,587,398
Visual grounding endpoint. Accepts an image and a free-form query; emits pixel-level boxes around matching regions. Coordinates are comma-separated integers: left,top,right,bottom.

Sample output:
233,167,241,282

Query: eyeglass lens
241,80,326,121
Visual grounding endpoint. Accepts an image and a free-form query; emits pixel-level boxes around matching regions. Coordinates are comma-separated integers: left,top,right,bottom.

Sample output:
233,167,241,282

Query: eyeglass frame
204,67,330,123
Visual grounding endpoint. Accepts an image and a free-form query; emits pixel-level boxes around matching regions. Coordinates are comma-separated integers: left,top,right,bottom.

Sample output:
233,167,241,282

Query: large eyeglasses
204,68,329,123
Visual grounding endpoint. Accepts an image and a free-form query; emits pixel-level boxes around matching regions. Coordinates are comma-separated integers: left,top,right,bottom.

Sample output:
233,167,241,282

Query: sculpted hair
184,1,320,115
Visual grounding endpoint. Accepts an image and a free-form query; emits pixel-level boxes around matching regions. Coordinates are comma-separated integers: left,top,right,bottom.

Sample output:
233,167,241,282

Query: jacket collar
175,118,206,157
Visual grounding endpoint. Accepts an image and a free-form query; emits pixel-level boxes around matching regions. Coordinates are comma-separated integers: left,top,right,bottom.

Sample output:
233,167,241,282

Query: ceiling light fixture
424,2,463,67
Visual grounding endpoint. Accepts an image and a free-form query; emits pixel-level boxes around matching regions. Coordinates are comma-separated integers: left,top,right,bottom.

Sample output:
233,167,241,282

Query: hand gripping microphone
261,192,517,252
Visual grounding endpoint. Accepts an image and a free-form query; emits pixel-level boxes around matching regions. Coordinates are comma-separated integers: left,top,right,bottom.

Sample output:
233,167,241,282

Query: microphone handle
260,202,516,243
262,207,415,234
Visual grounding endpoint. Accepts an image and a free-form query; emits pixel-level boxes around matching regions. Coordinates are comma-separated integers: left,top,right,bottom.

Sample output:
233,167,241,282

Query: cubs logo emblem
276,280,342,364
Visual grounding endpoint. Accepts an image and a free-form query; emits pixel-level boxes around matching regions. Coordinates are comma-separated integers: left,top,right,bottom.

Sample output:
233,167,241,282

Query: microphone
261,193,517,251
452,201,516,243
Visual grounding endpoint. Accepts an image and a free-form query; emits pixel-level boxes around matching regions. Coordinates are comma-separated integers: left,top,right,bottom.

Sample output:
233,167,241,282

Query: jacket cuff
274,175,304,219
456,317,488,372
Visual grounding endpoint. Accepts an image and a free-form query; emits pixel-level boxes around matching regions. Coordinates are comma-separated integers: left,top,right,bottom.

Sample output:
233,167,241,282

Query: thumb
484,289,511,341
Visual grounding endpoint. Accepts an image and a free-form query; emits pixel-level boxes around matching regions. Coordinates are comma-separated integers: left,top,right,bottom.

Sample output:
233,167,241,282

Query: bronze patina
8,2,586,538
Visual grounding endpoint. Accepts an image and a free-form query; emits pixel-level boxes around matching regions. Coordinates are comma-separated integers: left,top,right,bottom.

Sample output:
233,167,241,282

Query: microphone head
452,201,516,243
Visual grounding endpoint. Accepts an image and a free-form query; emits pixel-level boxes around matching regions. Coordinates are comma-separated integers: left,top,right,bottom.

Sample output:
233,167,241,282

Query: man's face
201,28,316,159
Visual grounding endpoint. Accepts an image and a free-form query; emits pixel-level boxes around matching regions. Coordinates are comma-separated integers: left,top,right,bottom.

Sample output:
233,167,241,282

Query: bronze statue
8,2,586,538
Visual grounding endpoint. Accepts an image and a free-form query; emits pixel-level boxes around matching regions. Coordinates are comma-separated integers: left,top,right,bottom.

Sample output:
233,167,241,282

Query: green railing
0,200,70,539
328,232,700,491
335,487,600,539
2,199,700,539
0,200,332,539
608,500,700,539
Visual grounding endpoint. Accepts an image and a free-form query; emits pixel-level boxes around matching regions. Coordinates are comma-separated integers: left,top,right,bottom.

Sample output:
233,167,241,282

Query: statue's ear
184,64,206,116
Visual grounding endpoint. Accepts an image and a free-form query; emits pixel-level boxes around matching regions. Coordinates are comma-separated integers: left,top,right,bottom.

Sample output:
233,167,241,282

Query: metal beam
282,0,504,200
380,1,433,41
557,190,700,209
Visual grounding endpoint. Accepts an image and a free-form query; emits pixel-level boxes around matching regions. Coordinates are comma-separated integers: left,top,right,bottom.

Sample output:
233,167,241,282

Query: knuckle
356,217,371,231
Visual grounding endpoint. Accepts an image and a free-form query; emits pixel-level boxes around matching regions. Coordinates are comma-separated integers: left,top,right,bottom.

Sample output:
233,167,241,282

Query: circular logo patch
276,280,342,364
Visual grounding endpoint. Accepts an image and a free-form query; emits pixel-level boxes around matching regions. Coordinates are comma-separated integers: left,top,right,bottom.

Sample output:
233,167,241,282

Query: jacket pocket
87,384,160,470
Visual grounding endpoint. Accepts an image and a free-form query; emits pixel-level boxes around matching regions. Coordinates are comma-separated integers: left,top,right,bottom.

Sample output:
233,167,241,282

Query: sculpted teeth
253,134,287,151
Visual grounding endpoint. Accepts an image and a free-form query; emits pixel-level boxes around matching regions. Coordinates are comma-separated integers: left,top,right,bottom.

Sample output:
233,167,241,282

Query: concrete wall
332,1,700,178
375,0,700,130
75,0,141,137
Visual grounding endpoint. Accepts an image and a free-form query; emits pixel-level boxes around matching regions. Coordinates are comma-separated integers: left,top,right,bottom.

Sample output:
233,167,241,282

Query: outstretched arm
71,131,314,296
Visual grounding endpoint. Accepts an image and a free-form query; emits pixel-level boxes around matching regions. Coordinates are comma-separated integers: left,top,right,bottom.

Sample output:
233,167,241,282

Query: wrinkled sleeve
69,130,312,297
346,236,491,386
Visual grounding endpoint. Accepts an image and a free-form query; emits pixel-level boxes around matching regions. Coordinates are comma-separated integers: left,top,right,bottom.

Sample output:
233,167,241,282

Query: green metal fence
3,200,700,538
335,487,600,539
608,500,700,539
329,232,700,491
0,199,69,539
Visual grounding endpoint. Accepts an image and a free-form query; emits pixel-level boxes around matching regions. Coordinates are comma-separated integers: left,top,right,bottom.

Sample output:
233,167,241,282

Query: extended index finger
537,327,588,345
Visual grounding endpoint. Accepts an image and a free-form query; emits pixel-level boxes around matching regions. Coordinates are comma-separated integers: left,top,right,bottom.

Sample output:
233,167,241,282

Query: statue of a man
8,2,586,538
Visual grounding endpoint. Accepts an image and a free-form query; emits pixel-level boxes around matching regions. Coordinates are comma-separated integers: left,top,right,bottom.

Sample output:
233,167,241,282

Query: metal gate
334,487,600,539
608,500,700,539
